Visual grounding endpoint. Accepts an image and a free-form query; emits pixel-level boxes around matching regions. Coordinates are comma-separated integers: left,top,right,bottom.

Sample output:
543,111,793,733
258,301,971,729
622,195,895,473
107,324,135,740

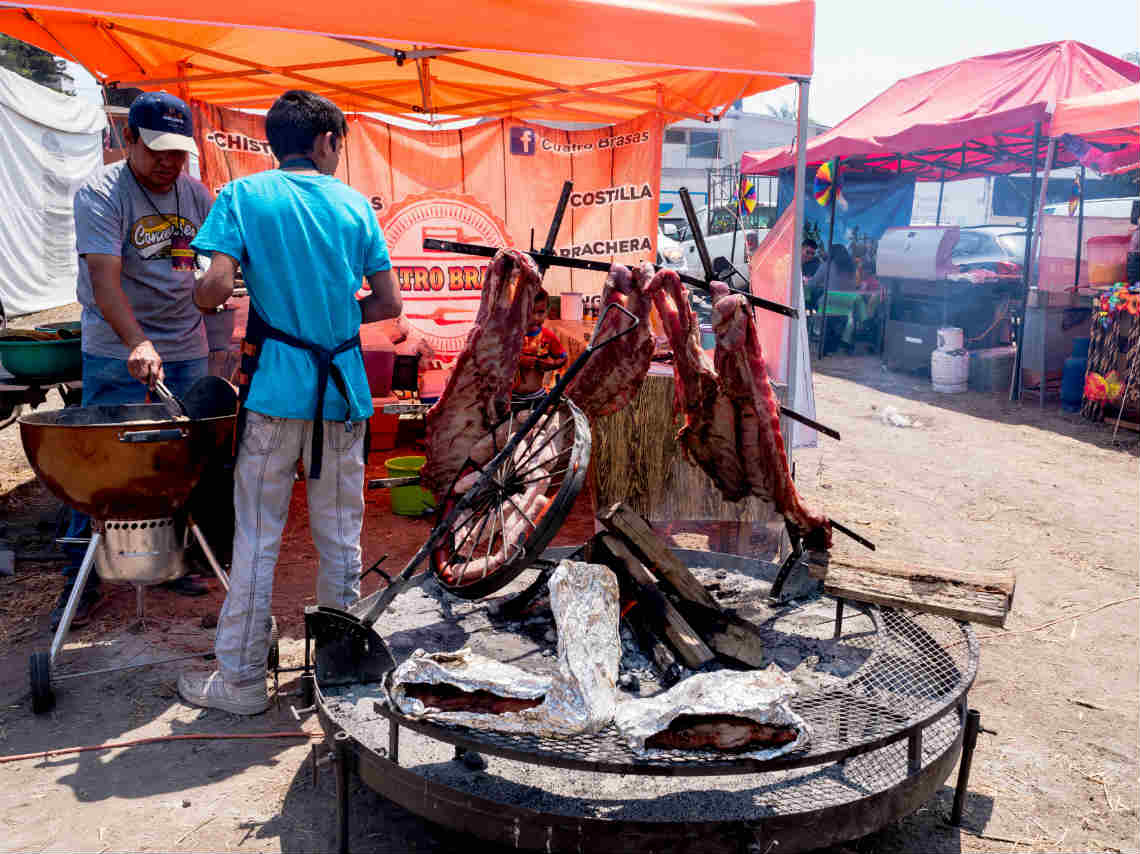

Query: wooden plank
674,600,767,669
598,502,721,611
621,599,681,683
807,553,1015,628
600,534,715,669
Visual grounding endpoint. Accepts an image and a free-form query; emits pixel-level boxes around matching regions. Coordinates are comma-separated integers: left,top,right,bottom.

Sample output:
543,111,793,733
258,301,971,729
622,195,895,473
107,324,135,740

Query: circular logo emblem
381,193,513,360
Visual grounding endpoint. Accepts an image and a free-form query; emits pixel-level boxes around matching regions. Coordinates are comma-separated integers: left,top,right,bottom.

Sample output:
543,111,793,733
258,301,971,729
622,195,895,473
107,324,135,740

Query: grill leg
951,709,982,825
334,731,351,854
907,728,923,776
834,598,845,639
388,720,400,765
49,532,100,665
190,521,229,592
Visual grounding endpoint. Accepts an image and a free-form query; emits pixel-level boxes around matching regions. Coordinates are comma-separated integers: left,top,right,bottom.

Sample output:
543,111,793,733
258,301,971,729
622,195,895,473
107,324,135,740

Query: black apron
235,304,361,479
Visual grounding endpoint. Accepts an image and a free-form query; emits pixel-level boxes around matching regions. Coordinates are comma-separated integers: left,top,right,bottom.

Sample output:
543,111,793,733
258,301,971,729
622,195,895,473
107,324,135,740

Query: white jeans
215,411,366,687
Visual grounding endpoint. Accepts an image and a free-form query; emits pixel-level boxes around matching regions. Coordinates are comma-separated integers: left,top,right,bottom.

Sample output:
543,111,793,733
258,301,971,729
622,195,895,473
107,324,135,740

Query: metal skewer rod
831,520,875,551
422,239,797,319
536,180,573,275
779,406,840,441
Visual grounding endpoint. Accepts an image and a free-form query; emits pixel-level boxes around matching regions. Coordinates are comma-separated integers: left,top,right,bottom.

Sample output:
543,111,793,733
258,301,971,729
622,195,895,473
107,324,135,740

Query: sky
69,0,1139,123
744,0,1139,126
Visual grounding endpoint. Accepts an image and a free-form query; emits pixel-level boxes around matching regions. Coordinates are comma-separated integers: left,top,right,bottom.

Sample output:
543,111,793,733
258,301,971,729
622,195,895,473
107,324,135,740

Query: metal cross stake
676,186,842,442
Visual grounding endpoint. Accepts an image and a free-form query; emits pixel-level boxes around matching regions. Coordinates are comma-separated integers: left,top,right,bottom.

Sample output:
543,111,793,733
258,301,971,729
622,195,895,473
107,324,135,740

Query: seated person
805,243,856,311
511,288,567,410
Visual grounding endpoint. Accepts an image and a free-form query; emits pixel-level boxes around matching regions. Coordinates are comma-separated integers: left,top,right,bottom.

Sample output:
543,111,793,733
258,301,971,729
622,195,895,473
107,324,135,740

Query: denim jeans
63,354,209,591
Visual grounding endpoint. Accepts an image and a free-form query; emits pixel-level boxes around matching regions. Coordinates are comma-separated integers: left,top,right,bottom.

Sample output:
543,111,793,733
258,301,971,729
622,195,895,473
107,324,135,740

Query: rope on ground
956,595,1140,646
0,730,323,764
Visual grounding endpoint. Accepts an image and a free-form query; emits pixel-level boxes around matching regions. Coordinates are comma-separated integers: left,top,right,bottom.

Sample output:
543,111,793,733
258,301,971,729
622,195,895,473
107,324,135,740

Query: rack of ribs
566,262,659,419
422,249,543,497
653,273,831,548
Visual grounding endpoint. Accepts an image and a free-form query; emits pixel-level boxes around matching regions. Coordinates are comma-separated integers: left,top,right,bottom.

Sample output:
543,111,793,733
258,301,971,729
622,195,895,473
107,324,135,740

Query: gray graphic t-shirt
74,160,213,361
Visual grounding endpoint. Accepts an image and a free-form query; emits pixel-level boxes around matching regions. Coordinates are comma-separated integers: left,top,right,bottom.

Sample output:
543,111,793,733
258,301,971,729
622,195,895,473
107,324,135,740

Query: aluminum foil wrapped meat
390,649,551,722
613,667,810,760
539,559,621,734
388,561,621,737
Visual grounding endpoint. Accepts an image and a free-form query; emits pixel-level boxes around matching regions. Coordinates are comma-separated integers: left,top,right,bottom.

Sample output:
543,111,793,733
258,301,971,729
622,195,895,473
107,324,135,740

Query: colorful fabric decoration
813,160,838,207
1067,177,1081,216
1105,370,1123,403
1084,371,1109,403
1093,283,1140,329
1084,371,1123,404
738,177,758,216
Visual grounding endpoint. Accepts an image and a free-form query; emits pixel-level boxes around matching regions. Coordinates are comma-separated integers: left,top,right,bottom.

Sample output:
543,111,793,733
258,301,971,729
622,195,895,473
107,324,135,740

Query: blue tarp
776,169,917,248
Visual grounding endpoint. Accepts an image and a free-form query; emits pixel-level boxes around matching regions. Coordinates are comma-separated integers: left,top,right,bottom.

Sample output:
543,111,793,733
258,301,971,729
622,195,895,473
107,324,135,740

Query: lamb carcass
651,270,750,500
652,273,831,548
711,283,830,548
422,249,542,497
566,262,659,419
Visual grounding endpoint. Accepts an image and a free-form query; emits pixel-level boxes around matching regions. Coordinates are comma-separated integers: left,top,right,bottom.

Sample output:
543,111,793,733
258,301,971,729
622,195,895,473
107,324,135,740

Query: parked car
1042,196,1139,219
656,226,687,272
951,226,1026,276
674,205,768,275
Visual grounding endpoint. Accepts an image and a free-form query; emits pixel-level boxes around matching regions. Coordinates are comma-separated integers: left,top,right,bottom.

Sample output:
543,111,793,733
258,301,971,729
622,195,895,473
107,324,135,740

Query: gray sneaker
177,670,269,716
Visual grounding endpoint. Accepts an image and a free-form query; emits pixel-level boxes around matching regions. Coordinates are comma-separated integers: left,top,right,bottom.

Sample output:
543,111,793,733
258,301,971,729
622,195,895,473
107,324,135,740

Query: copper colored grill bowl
18,403,235,520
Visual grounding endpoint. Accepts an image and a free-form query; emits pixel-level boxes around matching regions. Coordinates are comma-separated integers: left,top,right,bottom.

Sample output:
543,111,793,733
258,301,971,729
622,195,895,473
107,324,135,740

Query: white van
1043,196,1139,219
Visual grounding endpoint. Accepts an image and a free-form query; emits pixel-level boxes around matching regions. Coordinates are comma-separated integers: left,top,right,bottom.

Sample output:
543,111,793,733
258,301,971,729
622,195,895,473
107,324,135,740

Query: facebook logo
510,126,537,156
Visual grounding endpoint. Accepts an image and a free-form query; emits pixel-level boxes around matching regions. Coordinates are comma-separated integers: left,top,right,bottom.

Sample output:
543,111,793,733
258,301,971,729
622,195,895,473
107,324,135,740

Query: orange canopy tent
0,1,814,123
0,0,820,426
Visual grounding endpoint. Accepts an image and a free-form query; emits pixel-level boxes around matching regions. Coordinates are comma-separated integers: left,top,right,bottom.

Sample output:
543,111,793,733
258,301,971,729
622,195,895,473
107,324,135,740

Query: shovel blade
305,605,394,688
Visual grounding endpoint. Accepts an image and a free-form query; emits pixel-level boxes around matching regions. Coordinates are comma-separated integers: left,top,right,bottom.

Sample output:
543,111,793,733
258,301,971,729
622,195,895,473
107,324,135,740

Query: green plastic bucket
386,455,436,517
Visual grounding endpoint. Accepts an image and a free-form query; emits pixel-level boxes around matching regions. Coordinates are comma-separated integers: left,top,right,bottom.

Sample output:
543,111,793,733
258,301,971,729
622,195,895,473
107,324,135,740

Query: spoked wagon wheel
430,398,590,599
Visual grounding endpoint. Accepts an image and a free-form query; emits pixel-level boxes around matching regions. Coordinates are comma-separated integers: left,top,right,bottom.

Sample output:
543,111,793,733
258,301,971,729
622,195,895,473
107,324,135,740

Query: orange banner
192,103,662,361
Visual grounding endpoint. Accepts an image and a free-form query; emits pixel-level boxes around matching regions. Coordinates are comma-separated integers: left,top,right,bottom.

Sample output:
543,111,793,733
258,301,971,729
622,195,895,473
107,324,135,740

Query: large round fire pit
313,548,978,853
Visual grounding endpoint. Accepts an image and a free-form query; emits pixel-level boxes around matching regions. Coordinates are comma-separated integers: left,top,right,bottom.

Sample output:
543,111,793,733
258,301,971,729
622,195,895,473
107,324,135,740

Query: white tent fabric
787,284,817,450
0,68,105,317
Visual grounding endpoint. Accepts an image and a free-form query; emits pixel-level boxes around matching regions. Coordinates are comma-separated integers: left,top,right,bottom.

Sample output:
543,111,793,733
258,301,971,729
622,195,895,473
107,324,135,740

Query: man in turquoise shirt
180,90,402,714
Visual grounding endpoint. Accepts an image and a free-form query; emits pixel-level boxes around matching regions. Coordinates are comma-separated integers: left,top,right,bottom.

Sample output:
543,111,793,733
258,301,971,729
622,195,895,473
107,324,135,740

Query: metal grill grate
372,606,977,777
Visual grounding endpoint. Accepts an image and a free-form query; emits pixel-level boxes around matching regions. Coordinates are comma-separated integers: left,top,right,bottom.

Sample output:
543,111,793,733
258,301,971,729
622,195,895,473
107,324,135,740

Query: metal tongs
152,379,189,421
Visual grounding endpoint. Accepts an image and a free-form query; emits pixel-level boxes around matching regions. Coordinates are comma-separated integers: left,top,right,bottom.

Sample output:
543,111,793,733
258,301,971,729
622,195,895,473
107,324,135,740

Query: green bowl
0,337,82,381
35,321,82,338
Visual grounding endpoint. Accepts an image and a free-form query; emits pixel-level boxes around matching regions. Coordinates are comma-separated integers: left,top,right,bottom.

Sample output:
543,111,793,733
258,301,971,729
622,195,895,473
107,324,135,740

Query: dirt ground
0,310,1137,853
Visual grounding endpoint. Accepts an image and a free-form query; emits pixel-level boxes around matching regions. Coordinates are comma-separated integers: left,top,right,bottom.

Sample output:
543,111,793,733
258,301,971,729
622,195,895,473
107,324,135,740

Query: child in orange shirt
512,288,567,410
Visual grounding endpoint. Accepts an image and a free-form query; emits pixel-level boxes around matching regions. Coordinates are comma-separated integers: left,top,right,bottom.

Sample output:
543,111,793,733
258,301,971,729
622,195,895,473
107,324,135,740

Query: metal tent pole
1009,121,1042,401
1073,164,1086,290
1030,137,1057,408
935,168,946,225
817,157,840,359
786,78,810,460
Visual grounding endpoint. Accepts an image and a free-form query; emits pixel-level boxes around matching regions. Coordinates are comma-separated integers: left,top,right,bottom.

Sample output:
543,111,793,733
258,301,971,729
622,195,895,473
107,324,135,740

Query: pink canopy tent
1051,83,1140,174
1051,83,1140,143
740,41,1139,181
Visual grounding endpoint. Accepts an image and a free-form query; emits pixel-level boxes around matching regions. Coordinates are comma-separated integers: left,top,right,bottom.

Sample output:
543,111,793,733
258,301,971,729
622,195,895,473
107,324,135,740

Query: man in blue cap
54,92,216,628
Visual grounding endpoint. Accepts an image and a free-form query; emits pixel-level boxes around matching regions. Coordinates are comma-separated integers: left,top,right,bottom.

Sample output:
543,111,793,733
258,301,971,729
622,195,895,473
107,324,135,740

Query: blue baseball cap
128,92,197,155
